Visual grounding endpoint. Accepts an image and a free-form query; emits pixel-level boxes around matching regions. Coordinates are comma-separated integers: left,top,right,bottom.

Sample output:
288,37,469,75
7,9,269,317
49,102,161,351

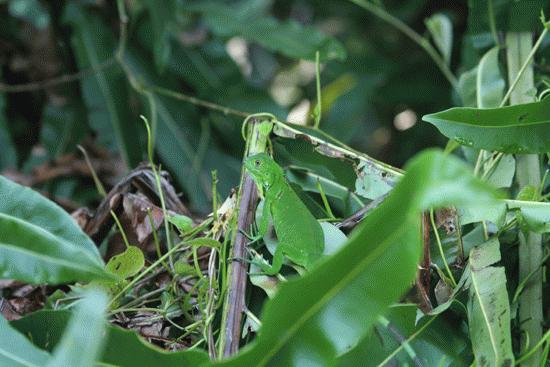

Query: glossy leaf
62,2,142,168
423,97,550,153
476,47,505,108
0,175,110,284
485,154,515,188
0,315,51,367
167,214,194,233
46,290,108,367
187,2,346,62
507,199,550,233
425,13,453,66
467,239,514,366
458,66,478,107
11,310,210,366
212,150,499,367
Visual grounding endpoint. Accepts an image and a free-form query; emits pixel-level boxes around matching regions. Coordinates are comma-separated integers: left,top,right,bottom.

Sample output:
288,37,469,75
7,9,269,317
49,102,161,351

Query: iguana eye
254,160,261,166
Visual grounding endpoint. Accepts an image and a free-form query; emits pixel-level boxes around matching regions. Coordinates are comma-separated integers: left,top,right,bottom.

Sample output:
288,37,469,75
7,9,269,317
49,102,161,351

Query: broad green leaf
320,222,348,255
476,47,505,108
458,201,507,227
506,199,550,233
425,13,453,66
0,95,17,169
105,246,145,279
167,214,194,233
423,97,550,153
62,2,142,168
11,310,210,366
212,149,499,367
285,168,365,213
0,175,110,284
467,239,514,366
337,305,471,367
46,290,108,367
354,159,399,200
0,315,51,367
458,66,478,107
187,2,346,62
485,154,515,188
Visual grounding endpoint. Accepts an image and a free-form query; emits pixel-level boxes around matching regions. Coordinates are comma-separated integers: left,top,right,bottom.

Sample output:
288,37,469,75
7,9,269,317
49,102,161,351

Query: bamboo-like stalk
506,32,543,366
217,116,272,358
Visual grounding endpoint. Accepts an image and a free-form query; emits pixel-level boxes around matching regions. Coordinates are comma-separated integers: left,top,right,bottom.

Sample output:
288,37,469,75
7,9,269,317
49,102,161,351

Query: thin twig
0,58,116,93
349,0,459,92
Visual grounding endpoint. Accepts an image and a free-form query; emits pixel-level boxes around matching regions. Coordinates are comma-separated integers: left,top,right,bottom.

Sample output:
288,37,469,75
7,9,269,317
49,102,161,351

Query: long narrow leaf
423,97,550,153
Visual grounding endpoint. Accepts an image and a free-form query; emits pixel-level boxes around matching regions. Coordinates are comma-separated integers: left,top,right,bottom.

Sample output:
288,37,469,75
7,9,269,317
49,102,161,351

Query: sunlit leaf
423,97,550,153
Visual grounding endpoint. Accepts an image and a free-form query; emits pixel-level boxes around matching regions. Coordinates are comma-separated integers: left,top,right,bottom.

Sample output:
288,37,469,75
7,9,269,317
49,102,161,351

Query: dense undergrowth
1,1,550,366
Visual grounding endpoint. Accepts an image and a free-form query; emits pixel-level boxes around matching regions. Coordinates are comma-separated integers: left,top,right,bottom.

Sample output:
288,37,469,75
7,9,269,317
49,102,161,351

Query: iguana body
244,153,324,275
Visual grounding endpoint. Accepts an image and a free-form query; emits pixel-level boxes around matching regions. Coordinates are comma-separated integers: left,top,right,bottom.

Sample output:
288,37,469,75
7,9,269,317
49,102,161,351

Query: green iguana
244,153,324,275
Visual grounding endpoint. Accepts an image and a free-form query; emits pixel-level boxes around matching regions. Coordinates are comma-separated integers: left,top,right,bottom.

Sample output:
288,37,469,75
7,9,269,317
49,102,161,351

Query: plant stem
217,116,273,358
349,0,459,92
506,32,543,367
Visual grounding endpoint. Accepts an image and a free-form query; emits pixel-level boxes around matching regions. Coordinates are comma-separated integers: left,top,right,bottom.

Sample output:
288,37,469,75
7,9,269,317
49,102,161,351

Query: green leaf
0,175,111,284
320,222,348,255
457,66,478,107
62,2,142,168
212,149,499,367
105,246,145,279
337,305,471,366
142,0,177,72
354,159,399,200
485,154,515,188
425,13,453,66
39,101,89,159
167,214,194,233
506,199,550,233
187,2,346,62
476,47,505,108
0,315,51,367
467,238,514,366
46,290,108,367
422,97,550,153
122,46,241,212
11,310,210,366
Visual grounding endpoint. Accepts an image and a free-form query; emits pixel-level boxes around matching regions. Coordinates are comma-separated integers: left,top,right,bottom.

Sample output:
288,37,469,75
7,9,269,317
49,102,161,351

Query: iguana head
245,153,284,189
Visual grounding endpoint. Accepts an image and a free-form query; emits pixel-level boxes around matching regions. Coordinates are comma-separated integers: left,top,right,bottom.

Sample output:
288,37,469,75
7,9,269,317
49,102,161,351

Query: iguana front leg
255,245,285,275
